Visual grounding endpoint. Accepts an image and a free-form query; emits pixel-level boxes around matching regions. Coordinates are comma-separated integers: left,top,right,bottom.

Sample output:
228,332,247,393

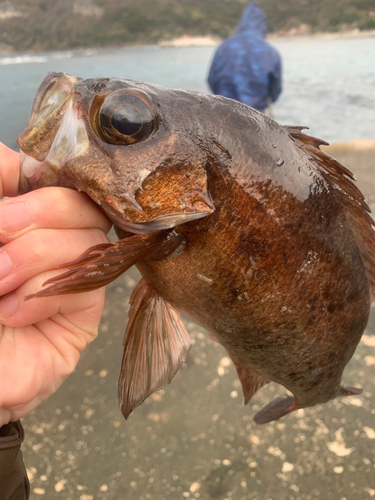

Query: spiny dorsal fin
287,126,375,296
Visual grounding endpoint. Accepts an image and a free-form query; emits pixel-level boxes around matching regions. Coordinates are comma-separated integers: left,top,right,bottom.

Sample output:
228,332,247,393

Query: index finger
0,143,20,198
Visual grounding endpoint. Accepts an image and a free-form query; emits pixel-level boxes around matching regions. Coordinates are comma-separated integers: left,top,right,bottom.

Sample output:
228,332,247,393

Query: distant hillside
0,0,374,53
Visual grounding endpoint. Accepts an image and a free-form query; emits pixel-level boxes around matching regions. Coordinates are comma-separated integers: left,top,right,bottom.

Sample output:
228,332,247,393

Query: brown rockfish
17,72,375,424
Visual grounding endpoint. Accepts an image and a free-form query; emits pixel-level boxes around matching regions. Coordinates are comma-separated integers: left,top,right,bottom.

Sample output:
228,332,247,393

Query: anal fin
253,396,297,424
118,278,192,419
233,363,269,405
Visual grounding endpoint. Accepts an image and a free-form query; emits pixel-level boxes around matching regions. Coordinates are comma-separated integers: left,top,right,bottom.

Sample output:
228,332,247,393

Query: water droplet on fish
276,158,284,167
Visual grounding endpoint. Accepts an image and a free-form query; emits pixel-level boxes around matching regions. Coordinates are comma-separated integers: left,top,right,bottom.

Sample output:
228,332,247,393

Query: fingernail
0,201,32,234
0,251,12,280
0,293,18,318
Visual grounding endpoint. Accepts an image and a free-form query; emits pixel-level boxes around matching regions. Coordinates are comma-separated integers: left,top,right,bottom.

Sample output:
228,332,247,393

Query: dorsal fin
287,126,375,296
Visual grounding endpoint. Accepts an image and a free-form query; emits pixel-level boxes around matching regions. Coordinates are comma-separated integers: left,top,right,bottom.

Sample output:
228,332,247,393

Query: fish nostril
87,79,110,94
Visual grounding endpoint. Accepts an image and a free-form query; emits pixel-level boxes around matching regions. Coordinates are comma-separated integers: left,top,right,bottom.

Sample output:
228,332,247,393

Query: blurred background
1,1,375,499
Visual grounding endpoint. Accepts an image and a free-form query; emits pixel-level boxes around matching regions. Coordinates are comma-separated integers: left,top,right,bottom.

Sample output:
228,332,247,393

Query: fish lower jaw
19,150,59,193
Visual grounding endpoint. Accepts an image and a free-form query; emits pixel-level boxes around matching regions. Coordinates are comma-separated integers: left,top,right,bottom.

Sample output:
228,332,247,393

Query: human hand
0,143,112,426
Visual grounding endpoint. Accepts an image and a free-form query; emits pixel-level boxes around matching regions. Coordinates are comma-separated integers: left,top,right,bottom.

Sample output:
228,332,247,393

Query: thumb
0,143,20,198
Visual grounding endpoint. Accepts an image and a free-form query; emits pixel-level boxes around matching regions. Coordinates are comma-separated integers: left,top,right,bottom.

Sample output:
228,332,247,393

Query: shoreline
322,139,375,152
268,28,375,43
159,29,375,47
1,29,374,56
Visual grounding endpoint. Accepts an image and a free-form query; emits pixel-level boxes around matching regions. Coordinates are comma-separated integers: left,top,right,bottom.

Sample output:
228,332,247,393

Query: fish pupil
111,105,142,136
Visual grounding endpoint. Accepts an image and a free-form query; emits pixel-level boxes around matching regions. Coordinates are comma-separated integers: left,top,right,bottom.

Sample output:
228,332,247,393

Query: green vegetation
0,0,374,53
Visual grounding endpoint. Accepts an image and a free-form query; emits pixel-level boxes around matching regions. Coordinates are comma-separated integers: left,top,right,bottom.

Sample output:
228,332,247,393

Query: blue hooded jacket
207,2,282,112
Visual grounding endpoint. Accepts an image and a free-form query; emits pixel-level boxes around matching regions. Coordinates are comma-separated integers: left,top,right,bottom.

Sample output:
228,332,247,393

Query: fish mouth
18,99,89,193
18,73,82,160
19,150,59,194
18,72,89,194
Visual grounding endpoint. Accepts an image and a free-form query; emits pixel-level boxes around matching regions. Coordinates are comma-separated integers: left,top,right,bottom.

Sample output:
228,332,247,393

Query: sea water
0,36,374,149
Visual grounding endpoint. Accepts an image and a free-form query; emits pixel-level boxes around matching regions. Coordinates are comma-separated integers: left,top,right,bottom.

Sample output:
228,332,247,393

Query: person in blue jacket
208,1,282,113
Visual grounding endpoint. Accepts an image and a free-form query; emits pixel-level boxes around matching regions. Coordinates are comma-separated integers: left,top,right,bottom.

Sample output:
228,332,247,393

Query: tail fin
340,385,362,397
253,396,297,424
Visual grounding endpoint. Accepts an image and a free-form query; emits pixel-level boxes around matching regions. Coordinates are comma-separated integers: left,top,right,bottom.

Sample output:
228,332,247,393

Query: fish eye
93,90,157,145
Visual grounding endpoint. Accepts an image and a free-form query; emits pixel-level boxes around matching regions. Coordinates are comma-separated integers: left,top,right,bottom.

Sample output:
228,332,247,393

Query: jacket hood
236,1,268,37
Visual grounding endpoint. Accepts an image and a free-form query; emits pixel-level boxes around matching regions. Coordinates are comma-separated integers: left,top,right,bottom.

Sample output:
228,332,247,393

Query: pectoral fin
253,396,298,424
25,232,166,298
118,278,192,419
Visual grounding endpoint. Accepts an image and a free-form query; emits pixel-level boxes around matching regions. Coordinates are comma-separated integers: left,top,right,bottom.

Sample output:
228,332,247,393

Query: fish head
18,72,214,234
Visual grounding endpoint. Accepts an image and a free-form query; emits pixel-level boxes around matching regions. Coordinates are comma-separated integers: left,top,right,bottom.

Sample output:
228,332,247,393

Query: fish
17,72,375,424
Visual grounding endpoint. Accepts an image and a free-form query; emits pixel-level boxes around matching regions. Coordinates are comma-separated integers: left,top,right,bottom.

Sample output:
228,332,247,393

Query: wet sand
22,141,375,500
